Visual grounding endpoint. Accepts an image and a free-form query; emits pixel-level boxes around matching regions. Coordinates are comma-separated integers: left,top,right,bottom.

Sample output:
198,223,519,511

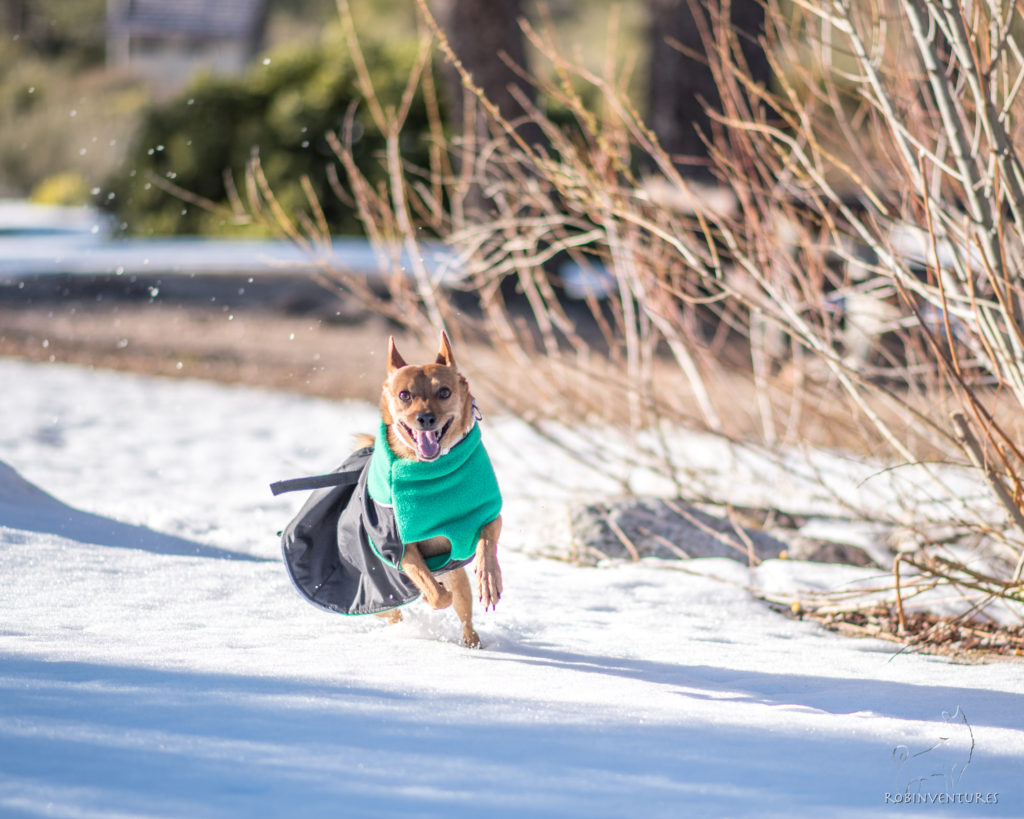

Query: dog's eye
398,390,412,402
438,387,451,399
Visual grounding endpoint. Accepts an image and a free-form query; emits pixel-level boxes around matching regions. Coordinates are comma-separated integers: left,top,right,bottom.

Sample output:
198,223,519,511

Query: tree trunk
647,0,770,180
430,0,540,144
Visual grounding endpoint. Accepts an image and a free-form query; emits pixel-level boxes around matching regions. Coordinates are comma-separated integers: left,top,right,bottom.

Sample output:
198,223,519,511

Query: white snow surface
0,357,1021,818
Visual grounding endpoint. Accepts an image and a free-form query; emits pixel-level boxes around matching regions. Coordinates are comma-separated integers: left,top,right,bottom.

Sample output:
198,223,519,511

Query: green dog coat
367,419,502,572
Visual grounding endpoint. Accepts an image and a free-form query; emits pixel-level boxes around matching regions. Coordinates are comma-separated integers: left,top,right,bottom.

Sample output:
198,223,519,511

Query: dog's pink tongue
415,429,441,460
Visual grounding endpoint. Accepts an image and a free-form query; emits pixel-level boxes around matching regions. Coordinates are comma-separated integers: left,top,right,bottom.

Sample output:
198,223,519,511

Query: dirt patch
0,291,1004,461
0,300,429,403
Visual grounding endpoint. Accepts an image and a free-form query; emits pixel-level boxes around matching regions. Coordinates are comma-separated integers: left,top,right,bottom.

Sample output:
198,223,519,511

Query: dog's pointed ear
435,330,457,369
387,336,407,373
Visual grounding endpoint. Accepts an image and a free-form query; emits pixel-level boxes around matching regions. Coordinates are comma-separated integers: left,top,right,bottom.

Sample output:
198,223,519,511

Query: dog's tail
353,433,375,451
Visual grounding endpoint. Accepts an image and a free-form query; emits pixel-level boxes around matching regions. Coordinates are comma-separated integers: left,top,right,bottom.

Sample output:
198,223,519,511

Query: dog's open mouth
401,419,452,461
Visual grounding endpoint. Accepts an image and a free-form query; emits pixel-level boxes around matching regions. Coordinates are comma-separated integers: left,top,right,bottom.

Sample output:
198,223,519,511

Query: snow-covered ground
1,357,1021,818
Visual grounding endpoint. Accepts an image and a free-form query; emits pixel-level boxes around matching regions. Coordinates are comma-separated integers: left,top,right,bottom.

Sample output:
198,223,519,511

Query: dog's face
381,332,474,462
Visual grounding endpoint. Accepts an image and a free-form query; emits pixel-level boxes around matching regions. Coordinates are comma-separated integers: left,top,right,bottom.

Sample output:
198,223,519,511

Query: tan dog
372,332,502,648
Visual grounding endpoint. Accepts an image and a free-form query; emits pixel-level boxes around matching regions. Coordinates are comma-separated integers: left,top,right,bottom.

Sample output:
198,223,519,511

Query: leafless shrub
725,0,1024,626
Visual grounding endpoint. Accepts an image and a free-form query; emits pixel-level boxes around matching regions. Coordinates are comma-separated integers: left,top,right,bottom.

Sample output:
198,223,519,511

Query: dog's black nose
416,411,436,429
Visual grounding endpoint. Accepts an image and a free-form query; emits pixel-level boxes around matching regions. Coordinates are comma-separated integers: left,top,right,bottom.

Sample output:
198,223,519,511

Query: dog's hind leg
443,567,480,648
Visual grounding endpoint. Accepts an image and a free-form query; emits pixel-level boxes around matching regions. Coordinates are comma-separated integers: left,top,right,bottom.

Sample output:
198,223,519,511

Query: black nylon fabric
279,447,472,616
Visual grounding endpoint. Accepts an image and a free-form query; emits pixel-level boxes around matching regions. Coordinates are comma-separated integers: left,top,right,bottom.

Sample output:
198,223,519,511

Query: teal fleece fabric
367,420,502,572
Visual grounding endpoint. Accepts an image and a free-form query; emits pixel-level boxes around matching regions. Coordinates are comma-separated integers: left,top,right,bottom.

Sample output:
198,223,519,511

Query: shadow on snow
0,459,264,561
0,652,1019,818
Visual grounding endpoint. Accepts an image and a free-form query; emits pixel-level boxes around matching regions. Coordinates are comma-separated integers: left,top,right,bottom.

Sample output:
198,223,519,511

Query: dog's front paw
476,559,502,611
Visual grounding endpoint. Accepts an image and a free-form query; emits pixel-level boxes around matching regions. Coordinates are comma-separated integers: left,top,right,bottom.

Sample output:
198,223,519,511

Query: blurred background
0,0,742,234
0,0,766,403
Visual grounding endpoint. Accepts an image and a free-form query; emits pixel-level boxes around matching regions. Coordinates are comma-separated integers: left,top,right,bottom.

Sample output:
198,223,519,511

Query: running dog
275,332,503,648
371,332,503,647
